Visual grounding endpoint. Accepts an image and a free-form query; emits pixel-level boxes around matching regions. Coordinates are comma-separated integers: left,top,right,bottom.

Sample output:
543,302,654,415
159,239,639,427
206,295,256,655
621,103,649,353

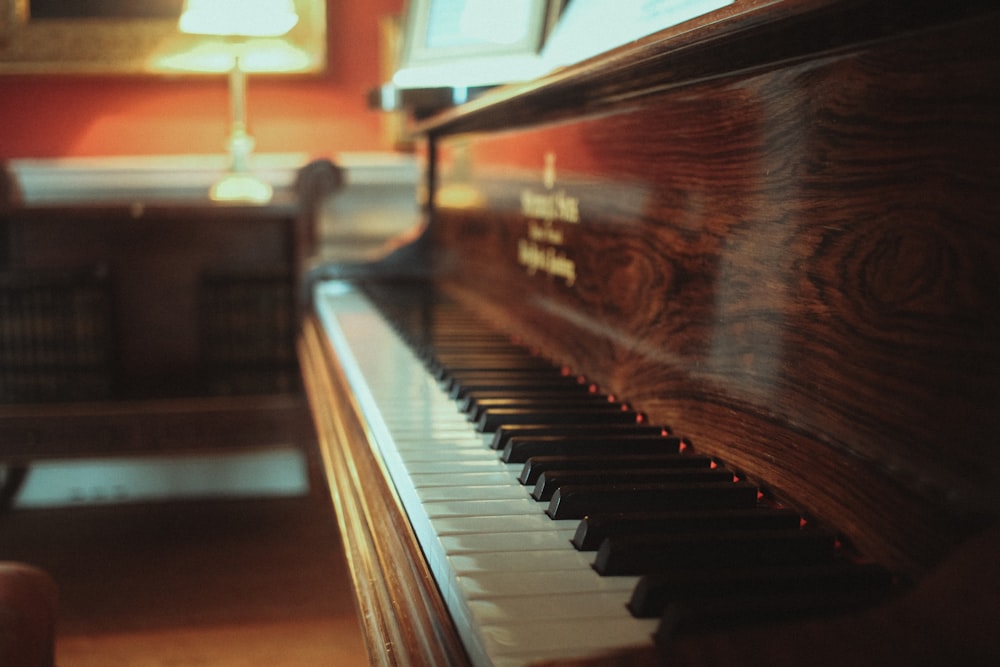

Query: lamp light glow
177,0,300,203
210,172,275,204
179,0,299,37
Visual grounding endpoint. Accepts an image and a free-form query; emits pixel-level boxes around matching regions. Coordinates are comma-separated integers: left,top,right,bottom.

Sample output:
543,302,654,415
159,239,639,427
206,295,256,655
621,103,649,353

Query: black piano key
532,468,735,501
476,407,643,433
436,361,563,372
450,376,587,400
491,424,668,451
430,350,540,361
418,334,514,347
430,343,538,352
519,453,713,485
656,584,895,637
364,287,900,641
592,528,837,575
429,330,498,338
503,435,682,463
629,561,894,618
466,390,627,417
467,396,622,422
460,388,604,414
425,349,522,363
572,507,803,550
431,356,556,380
443,368,569,386
433,358,554,373
546,481,759,520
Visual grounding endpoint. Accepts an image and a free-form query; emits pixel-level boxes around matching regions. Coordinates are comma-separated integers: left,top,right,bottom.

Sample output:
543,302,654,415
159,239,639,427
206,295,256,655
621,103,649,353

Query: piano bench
0,562,57,667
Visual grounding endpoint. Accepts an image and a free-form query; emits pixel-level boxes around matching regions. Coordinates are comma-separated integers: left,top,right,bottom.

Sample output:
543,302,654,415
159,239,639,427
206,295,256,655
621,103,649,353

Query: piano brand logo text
519,189,580,224
519,152,580,224
516,151,579,287
518,239,577,286
528,220,564,245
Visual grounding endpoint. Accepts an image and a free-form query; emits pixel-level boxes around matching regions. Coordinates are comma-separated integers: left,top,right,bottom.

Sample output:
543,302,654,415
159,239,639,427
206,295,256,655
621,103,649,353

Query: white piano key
431,514,578,536
388,428,479,441
407,460,514,474
411,471,522,487
391,431,484,444
448,549,594,574
398,453,505,468
384,396,460,406
379,396,456,406
394,442,496,457
315,282,656,666
385,421,472,433
416,484,530,502
490,650,612,667
477,617,656,657
439,529,578,553
466,591,639,623
457,569,637,598
424,498,542,518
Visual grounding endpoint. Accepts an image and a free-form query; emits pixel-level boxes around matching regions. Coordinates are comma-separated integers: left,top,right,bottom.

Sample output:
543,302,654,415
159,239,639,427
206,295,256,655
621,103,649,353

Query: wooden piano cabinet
427,0,1000,578
299,317,470,666
0,167,337,460
296,1,1000,664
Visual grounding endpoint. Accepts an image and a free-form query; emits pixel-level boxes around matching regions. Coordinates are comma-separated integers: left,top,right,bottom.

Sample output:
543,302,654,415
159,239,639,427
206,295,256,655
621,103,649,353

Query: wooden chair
0,562,57,667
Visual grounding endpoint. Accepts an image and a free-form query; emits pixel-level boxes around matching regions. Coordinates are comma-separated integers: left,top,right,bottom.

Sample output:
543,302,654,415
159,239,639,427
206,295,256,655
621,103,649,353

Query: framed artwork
0,0,326,74
395,0,559,89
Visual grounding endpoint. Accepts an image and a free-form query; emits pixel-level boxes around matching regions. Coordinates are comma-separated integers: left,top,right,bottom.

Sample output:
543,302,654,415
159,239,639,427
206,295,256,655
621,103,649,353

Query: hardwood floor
0,478,369,666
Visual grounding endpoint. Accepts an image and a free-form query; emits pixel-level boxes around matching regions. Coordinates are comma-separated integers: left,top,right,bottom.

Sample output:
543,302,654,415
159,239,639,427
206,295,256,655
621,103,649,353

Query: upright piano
298,0,1000,664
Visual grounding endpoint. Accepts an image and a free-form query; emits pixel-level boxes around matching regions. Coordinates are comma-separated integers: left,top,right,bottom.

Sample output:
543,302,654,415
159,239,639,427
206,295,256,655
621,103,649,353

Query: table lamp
178,0,300,203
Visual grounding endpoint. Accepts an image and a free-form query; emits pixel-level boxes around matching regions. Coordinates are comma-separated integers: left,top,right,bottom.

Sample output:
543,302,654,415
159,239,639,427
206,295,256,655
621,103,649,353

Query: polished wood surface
425,1,1000,578
419,0,991,137
303,0,1000,663
299,317,470,666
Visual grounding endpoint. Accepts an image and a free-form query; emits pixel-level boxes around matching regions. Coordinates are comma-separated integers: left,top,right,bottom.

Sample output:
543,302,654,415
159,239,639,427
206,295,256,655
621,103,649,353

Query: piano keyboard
313,280,893,666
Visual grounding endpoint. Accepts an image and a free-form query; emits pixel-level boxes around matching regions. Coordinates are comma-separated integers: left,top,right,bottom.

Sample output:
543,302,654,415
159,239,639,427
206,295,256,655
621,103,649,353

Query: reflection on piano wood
299,0,1000,664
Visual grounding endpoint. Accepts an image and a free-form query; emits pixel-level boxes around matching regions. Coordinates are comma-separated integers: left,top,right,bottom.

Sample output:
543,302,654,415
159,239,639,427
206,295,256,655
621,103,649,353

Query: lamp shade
179,0,299,38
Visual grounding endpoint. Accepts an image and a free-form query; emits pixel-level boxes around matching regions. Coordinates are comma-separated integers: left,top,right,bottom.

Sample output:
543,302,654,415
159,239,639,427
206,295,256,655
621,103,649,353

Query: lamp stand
210,50,274,203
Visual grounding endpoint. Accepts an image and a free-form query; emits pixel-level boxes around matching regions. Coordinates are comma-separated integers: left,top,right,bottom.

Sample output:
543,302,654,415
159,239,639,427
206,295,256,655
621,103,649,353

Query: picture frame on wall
394,0,558,89
0,0,326,74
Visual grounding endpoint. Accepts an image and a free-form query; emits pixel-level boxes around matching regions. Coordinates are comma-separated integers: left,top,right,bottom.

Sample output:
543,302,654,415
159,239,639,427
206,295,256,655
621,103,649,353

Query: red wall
0,0,404,160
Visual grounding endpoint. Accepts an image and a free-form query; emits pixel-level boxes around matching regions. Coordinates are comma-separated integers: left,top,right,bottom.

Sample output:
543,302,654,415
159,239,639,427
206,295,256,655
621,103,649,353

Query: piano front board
424,0,1000,576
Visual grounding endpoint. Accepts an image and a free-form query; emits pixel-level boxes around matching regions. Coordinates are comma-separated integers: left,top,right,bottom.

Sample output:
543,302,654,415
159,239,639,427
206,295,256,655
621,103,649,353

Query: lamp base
210,171,274,203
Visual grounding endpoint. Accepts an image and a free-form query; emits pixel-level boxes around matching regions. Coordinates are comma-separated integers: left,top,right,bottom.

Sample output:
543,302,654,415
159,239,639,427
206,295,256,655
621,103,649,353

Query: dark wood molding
418,0,995,138
299,316,470,666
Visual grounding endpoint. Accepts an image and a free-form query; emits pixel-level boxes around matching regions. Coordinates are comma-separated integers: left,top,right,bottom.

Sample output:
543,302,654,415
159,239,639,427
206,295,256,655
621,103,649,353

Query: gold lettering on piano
528,220,564,245
520,189,580,224
518,239,577,286
516,151,579,286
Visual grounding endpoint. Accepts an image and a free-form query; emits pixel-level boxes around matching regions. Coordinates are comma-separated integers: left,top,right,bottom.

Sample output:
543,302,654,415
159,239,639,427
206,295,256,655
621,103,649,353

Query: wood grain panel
428,8,1000,575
